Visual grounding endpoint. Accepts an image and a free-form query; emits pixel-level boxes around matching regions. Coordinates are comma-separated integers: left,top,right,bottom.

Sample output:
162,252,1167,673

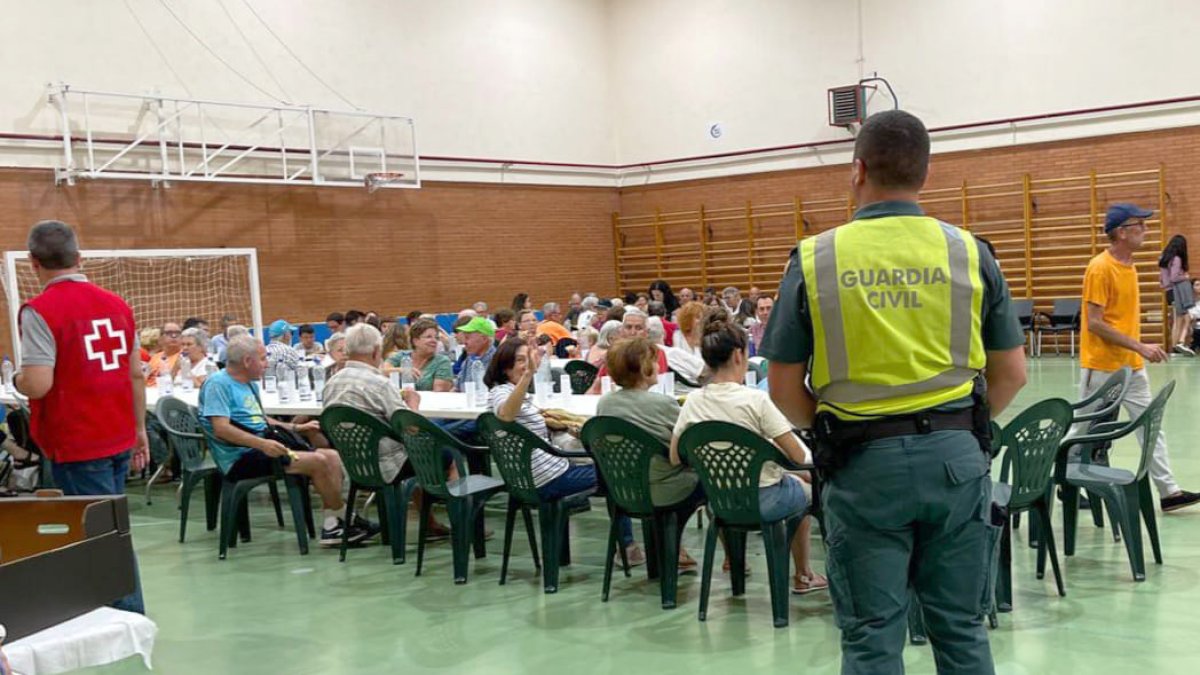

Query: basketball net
364,172,407,194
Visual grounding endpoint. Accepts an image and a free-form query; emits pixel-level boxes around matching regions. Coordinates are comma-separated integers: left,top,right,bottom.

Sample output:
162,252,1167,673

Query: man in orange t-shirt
1079,203,1198,512
535,302,572,346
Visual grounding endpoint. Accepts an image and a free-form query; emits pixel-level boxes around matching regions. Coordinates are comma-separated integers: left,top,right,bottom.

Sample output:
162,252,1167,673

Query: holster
811,376,993,479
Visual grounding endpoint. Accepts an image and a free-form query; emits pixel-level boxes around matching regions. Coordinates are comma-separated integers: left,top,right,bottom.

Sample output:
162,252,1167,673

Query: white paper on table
6,607,157,675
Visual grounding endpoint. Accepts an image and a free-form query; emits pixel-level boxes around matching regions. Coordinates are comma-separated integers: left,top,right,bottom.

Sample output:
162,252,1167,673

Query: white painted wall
0,0,615,166
610,0,1200,181
3,0,1200,186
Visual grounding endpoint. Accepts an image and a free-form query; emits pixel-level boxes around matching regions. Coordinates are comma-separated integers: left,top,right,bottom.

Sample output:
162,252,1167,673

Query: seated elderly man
199,335,377,546
454,317,497,391
323,324,450,537
536,302,572,347
591,308,670,392
265,319,301,369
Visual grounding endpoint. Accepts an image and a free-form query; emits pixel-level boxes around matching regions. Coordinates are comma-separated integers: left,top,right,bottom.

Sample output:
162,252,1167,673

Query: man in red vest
14,220,147,614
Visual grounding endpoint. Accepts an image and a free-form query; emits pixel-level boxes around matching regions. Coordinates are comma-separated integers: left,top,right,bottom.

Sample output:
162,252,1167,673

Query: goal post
2,248,263,366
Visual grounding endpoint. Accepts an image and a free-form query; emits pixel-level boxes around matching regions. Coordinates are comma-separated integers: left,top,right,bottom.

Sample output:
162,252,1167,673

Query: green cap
456,316,495,337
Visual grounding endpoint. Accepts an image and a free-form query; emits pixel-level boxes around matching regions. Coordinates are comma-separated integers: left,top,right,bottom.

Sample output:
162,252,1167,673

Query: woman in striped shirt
486,338,643,564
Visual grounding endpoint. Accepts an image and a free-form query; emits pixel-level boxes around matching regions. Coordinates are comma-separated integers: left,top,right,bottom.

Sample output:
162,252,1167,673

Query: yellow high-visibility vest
800,215,986,419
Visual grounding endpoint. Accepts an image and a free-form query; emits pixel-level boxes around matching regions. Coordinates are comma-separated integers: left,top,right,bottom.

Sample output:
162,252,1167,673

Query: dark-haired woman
1159,235,1194,355
648,279,680,316
511,293,532,315
669,312,826,594
486,338,644,565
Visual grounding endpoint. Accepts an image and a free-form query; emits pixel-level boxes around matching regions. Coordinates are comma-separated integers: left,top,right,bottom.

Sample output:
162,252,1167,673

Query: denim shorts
759,475,808,523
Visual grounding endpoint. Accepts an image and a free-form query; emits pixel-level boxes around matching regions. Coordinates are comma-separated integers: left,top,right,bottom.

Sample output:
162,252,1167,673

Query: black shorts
225,449,276,481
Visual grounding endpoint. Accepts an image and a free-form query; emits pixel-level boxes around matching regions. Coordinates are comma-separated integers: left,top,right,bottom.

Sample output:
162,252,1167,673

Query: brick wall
619,125,1200,247
2,124,1196,355
0,169,618,352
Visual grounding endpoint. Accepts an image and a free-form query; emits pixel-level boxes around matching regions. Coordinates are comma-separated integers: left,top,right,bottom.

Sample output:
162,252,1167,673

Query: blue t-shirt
198,369,266,473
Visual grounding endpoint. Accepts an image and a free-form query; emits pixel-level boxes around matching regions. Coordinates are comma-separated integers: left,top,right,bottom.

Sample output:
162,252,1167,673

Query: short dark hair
298,323,315,336
405,311,423,325
345,310,365,325
182,317,206,331
483,337,526,388
853,110,930,190
607,306,626,323
27,220,80,270
494,307,515,326
325,312,345,324
699,309,748,369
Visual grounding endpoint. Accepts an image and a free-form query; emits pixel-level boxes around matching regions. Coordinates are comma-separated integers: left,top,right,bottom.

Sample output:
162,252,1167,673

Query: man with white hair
199,334,376,546
576,295,599,331
323,324,421,484
596,307,670,384
324,324,452,537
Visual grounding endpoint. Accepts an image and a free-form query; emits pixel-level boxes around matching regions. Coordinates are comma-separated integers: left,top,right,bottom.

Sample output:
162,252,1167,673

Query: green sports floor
87,358,1200,675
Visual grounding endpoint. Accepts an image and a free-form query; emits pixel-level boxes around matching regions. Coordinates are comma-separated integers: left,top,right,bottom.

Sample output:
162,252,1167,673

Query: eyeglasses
163,331,182,337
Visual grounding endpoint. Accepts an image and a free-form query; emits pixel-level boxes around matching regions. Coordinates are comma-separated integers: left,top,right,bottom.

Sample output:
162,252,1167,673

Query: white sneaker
1174,343,1195,356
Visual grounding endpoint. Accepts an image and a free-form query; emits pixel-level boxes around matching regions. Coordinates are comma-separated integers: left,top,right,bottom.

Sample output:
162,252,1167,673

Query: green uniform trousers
824,429,996,675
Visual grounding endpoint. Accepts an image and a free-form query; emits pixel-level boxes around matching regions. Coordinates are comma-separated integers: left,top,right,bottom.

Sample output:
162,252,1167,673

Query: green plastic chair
212,450,314,561
564,361,599,395
580,416,705,609
155,397,223,543
1055,381,1173,582
392,410,506,584
477,412,594,594
677,421,808,628
319,405,414,565
1055,366,1131,553
994,398,1073,613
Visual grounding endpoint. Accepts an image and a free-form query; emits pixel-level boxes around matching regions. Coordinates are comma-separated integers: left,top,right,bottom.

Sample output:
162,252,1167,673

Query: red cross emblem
84,318,128,372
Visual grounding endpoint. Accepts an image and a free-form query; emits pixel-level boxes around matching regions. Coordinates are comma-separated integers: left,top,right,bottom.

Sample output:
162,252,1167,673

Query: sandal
792,573,829,595
721,559,752,576
677,552,698,574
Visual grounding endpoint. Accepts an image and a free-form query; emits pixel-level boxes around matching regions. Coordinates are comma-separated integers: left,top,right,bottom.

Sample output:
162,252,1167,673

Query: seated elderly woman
493,307,517,342
588,320,622,369
324,332,348,378
486,338,644,565
596,337,702,571
171,327,216,387
383,318,454,392
670,311,827,594
673,301,707,359
515,309,539,342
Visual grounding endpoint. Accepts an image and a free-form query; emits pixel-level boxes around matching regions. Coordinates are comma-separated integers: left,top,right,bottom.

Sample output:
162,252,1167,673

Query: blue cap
1104,203,1153,233
267,319,296,338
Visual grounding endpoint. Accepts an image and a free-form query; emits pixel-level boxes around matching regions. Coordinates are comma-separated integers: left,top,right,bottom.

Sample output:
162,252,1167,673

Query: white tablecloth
2,387,601,420
5,608,156,675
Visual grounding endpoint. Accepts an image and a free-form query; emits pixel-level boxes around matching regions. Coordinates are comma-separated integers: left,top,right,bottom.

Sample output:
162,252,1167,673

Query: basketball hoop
364,171,406,193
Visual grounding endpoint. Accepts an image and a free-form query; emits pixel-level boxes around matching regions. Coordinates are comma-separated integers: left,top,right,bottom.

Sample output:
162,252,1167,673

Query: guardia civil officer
761,110,1027,674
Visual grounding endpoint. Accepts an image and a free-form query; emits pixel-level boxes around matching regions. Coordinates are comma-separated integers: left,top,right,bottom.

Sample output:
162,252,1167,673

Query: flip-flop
792,573,829,595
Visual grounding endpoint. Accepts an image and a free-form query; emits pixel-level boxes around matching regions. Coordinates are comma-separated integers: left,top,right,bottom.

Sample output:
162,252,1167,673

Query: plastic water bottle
469,359,487,406
180,364,194,391
745,369,758,388
400,354,416,390
389,370,401,390
312,363,326,402
297,363,312,401
2,356,13,395
159,361,174,396
559,373,572,403
577,331,590,361
263,362,278,393
277,363,293,403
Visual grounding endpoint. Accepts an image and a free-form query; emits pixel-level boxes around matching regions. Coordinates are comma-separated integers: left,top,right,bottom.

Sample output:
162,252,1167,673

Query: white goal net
2,248,262,363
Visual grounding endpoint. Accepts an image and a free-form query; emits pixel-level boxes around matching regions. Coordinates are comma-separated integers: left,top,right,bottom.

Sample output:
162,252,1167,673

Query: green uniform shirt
760,200,1025,368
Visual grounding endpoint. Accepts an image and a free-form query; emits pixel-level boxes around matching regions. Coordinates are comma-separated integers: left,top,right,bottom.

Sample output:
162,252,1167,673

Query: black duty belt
816,407,977,448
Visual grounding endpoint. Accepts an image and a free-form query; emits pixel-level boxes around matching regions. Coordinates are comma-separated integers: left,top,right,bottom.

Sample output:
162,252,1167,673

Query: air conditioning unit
828,85,866,127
